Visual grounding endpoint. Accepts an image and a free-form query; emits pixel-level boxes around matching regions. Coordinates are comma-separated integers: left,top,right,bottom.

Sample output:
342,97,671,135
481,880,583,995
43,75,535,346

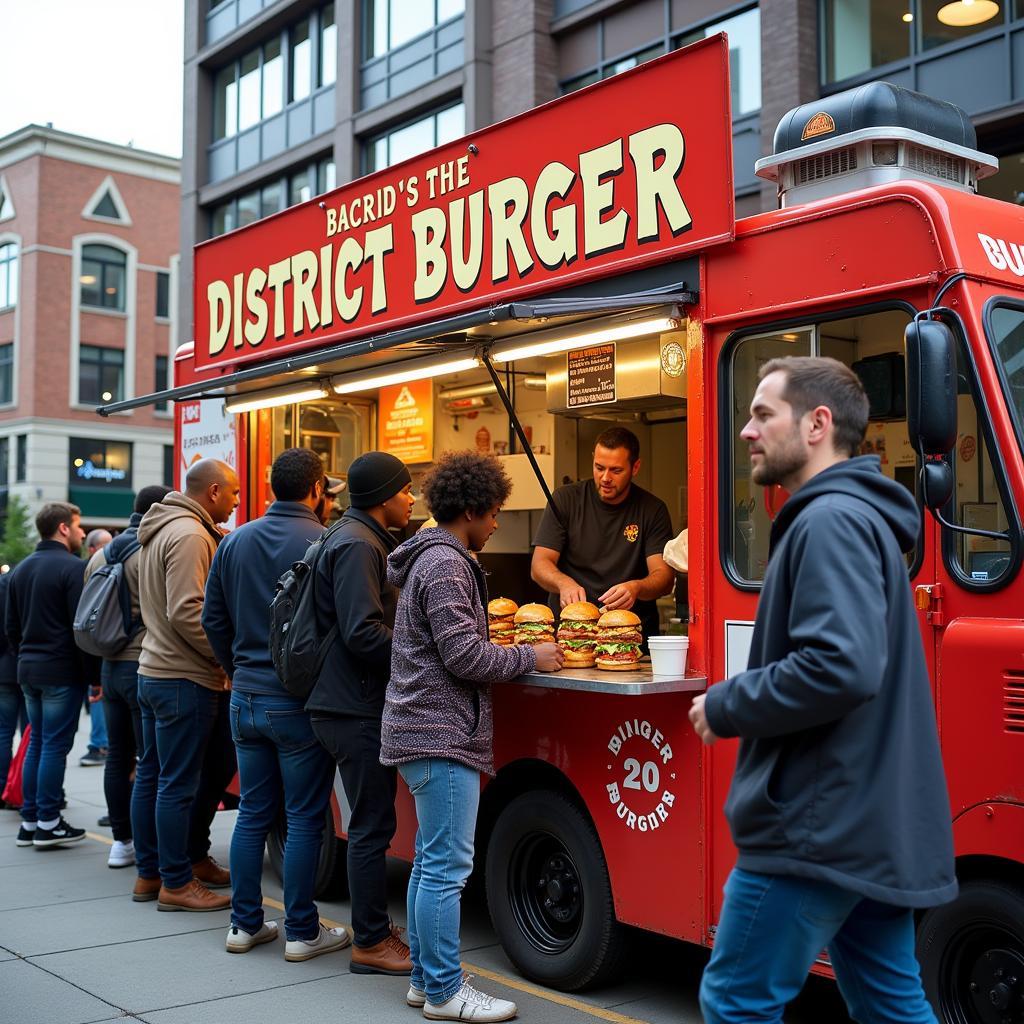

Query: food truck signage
378,379,434,465
194,36,734,372
567,344,616,407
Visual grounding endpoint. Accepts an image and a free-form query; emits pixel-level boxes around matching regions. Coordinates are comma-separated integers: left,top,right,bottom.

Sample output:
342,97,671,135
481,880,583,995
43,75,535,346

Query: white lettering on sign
605,718,676,834
75,460,126,482
979,232,1024,277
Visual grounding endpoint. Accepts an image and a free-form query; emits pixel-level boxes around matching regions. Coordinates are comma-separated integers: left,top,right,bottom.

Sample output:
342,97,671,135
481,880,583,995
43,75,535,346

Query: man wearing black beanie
306,450,416,976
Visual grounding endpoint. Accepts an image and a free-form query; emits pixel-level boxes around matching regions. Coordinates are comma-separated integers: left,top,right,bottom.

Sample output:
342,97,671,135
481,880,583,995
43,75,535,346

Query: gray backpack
73,536,141,658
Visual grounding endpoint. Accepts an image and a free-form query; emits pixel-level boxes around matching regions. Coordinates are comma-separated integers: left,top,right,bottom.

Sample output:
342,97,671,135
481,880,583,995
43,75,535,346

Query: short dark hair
36,502,80,540
423,450,512,523
271,448,324,502
595,426,640,465
134,484,172,515
759,356,869,457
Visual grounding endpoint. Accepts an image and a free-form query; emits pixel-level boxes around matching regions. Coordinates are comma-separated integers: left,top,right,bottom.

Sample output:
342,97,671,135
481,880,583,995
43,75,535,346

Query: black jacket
306,508,397,719
5,540,92,688
203,501,324,696
0,574,16,687
704,456,957,909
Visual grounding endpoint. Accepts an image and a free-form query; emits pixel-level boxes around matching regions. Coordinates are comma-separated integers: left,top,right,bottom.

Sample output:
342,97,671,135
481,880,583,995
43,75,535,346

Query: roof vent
755,82,997,208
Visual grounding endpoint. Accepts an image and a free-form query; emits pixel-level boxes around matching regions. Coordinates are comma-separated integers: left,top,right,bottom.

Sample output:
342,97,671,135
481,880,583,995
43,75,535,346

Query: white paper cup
647,635,689,677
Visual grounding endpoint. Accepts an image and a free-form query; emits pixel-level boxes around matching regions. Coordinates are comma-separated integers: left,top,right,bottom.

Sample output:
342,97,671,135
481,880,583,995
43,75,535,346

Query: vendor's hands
559,583,588,608
533,642,565,673
688,693,719,746
599,580,641,610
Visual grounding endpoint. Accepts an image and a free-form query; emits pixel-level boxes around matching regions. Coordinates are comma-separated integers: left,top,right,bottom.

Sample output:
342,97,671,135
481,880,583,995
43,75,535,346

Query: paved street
1,717,851,1024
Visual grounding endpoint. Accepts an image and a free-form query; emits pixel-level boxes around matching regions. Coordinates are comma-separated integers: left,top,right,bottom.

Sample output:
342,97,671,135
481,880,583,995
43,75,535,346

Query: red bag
3,724,31,808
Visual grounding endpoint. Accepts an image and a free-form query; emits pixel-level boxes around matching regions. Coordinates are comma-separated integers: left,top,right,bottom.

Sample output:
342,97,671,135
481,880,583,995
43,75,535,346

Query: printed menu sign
379,379,434,464
567,344,616,408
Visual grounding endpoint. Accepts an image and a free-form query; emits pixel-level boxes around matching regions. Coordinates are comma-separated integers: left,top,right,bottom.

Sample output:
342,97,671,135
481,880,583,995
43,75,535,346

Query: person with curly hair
381,450,563,1022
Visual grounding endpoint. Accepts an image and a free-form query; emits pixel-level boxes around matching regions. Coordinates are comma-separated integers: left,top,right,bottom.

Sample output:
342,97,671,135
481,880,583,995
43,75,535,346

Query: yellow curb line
87,835,649,1024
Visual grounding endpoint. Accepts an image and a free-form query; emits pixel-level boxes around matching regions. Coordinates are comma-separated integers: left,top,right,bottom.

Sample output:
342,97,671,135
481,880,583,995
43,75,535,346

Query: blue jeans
700,869,938,1024
19,683,82,823
0,682,26,791
134,677,219,889
399,759,480,1004
229,691,334,941
87,691,108,750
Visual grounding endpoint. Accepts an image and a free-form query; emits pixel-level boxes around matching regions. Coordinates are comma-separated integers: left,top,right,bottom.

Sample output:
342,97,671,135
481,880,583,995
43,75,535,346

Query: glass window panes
237,190,261,228
69,438,132,488
163,444,174,488
988,304,1024,447
317,158,336,195
239,48,261,130
80,244,126,311
290,171,313,206
562,70,600,94
320,3,337,86
155,271,170,319
214,65,238,140
676,8,760,114
212,201,235,236
0,437,8,487
263,37,284,118
15,435,25,482
606,42,664,78
92,191,120,219
79,345,125,404
261,181,284,218
0,243,16,309
364,0,466,58
366,103,465,172
292,18,312,102
0,344,12,404
920,0,1004,52
822,0,912,82
155,354,169,411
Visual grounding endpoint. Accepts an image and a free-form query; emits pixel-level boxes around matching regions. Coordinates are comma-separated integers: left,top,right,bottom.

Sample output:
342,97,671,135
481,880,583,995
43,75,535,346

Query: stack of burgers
512,603,556,646
595,609,643,671
556,601,601,668
488,598,518,646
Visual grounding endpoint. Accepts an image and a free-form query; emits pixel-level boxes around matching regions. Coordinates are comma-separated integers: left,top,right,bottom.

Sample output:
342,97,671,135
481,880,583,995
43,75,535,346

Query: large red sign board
193,36,734,371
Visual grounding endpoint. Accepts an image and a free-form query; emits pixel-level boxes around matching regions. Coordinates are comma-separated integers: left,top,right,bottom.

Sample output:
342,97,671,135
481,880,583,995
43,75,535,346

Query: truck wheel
916,879,1024,1024
485,790,625,991
267,805,349,901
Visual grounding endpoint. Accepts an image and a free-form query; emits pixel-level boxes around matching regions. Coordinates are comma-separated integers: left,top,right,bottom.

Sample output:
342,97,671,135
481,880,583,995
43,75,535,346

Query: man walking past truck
689,357,956,1024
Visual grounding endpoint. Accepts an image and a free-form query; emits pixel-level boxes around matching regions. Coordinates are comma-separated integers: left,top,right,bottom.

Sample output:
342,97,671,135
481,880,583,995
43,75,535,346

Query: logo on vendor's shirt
623,524,639,543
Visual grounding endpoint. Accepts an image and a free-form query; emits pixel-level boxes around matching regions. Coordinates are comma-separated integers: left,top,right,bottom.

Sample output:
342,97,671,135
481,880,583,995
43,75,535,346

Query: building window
0,437,8,489
79,345,125,404
155,355,169,411
0,344,11,405
69,438,132,488
80,244,127,312
289,156,336,206
156,271,170,319
15,434,25,482
365,102,465,173
163,444,175,488
0,242,17,309
675,8,761,116
321,3,337,86
364,0,464,58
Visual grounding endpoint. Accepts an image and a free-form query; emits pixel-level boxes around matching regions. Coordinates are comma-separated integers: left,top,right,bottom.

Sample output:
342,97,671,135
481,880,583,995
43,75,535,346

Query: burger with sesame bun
595,609,643,671
488,597,519,647
513,603,556,646
557,601,601,667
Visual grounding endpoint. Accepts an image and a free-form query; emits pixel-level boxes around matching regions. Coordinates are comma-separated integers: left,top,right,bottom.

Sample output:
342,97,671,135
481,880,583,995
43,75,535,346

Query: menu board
567,343,616,408
177,398,239,529
379,379,434,464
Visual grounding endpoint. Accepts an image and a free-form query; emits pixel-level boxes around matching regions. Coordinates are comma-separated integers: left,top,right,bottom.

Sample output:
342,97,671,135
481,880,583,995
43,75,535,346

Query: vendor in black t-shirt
531,427,676,645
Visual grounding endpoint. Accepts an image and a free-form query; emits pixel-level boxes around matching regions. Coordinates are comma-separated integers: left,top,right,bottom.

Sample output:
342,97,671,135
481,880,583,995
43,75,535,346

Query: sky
0,0,185,157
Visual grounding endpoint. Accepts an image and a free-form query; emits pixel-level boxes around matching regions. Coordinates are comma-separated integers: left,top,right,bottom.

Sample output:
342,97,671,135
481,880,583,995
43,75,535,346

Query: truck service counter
514,666,707,696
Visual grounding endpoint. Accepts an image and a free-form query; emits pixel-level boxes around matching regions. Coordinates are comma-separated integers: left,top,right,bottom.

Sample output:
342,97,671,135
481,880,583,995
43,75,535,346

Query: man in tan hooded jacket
132,459,239,911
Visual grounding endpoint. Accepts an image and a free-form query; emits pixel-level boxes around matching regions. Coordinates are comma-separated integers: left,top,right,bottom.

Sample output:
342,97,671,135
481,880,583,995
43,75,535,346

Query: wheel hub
510,834,584,955
968,949,1024,1024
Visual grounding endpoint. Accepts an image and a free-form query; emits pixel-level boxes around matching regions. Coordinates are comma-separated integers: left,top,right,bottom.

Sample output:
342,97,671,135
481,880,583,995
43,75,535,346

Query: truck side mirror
921,459,954,513
905,319,957,456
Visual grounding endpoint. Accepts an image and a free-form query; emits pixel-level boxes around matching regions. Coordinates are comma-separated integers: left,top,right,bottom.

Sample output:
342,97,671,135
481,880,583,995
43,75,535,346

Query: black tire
266,803,349,901
485,789,625,992
916,879,1024,1024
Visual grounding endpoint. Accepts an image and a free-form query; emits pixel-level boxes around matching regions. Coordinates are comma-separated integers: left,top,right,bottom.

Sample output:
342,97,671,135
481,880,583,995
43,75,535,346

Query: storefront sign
69,439,132,487
177,398,239,528
379,379,433,464
567,343,616,408
194,36,734,371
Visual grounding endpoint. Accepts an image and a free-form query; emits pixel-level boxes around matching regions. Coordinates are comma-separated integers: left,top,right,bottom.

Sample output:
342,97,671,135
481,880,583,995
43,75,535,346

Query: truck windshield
988,304,1024,451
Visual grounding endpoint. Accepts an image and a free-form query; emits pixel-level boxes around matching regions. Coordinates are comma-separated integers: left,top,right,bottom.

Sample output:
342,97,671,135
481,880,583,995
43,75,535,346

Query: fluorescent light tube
333,356,480,394
224,383,329,414
490,316,677,364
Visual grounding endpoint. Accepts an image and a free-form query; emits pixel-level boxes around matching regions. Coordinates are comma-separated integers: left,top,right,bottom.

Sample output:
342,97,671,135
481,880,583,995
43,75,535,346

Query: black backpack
73,533,142,658
269,518,347,699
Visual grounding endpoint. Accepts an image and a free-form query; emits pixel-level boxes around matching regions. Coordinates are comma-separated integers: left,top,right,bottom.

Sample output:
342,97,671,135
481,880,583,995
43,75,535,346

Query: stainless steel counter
514,665,707,696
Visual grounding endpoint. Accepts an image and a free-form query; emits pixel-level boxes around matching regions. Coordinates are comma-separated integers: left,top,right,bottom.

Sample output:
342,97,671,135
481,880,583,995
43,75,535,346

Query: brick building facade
0,126,180,528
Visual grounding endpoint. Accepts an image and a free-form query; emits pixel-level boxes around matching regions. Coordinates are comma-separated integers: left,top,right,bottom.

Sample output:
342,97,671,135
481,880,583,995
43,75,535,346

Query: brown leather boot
350,925,413,976
157,878,231,912
192,855,231,889
132,876,162,903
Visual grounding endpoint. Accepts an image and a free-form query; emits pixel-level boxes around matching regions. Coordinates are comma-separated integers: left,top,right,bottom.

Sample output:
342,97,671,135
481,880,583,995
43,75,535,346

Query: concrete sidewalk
0,715,849,1024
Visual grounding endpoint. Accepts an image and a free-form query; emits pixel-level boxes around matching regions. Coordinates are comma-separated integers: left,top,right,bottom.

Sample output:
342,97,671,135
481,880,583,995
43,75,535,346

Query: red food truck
102,35,1024,1024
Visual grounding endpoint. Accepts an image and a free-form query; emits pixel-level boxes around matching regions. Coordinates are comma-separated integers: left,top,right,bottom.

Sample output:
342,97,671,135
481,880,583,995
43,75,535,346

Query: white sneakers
107,840,135,869
423,978,518,1022
408,984,427,1007
225,921,279,953
284,923,351,962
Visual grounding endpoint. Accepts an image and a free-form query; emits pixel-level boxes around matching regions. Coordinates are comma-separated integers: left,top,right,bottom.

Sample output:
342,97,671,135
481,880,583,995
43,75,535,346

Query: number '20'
623,758,660,793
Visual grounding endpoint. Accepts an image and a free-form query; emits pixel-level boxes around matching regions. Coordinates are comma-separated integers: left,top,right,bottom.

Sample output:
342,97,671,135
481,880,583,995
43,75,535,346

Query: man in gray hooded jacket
690,356,956,1024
